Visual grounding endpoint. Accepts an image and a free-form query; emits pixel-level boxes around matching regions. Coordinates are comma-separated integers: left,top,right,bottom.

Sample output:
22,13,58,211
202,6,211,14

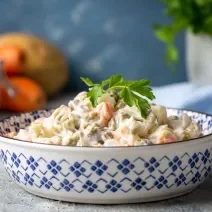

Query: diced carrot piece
157,136,177,144
112,131,121,141
120,126,127,134
96,102,114,127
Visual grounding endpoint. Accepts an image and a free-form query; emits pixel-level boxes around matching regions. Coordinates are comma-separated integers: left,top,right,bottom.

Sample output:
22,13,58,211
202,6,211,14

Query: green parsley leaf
80,77,94,86
109,75,123,87
130,80,155,100
101,79,110,87
87,85,103,106
81,75,155,118
135,97,151,118
120,87,134,107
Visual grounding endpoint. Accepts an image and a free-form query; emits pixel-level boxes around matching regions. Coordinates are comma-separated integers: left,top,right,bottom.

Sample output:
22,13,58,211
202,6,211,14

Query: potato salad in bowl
11,90,202,147
1,75,211,204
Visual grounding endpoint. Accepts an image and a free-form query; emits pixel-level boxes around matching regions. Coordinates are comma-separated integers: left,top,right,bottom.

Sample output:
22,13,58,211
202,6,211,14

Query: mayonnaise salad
10,91,202,147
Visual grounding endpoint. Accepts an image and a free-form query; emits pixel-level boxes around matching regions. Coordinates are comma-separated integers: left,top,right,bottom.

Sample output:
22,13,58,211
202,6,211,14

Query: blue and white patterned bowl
0,109,212,204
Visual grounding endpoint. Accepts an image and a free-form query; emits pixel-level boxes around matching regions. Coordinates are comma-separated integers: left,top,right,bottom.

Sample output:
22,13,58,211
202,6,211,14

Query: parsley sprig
81,75,155,118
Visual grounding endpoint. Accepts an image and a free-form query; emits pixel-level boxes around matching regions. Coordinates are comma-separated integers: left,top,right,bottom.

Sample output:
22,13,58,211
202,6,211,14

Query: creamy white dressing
11,91,202,147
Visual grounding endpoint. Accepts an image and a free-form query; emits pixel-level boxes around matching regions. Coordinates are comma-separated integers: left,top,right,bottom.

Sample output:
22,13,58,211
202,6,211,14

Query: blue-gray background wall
0,0,187,91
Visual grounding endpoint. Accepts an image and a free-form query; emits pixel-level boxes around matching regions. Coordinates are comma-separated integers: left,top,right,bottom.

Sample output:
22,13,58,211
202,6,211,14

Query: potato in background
0,33,69,97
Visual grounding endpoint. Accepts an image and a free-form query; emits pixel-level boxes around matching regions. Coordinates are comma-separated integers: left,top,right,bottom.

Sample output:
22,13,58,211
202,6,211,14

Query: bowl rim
0,108,212,149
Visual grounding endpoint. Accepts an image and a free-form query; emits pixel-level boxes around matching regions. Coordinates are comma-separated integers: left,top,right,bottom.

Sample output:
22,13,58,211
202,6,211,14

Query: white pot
186,31,212,85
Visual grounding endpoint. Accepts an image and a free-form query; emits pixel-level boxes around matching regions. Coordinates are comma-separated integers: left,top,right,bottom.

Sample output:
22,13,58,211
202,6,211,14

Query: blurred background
0,0,212,114
0,0,186,88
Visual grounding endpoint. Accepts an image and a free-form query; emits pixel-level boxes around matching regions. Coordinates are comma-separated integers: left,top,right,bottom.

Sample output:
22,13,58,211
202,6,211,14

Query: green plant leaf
87,85,103,106
153,25,174,44
120,87,134,107
109,75,123,87
166,45,179,64
81,76,155,118
80,77,94,86
153,0,212,70
101,79,110,87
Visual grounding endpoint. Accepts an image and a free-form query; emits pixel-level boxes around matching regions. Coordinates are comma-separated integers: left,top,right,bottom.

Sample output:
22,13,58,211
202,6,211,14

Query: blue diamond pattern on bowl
154,176,168,189
60,179,74,192
144,157,159,173
168,156,182,172
106,180,122,193
47,160,62,175
1,151,7,164
83,180,98,193
12,170,20,183
26,156,39,171
40,177,53,189
70,161,93,177
192,172,201,184
201,149,210,164
24,173,34,186
188,153,199,168
90,160,108,176
131,177,146,191
0,148,212,193
175,173,186,187
117,159,135,175
0,109,212,195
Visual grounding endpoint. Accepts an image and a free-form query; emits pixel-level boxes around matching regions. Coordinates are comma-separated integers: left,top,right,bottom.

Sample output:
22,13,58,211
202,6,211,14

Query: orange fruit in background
0,76,46,112
0,44,25,76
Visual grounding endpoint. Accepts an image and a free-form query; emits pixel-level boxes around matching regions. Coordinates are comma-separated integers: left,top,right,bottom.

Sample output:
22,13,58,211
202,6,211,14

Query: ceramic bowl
0,109,212,204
